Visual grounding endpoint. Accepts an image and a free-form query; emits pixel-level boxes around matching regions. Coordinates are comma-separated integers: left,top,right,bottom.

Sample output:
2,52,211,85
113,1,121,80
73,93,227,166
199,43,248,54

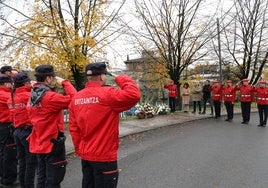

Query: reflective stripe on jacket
223,86,236,102
254,87,268,105
164,84,178,98
236,85,254,102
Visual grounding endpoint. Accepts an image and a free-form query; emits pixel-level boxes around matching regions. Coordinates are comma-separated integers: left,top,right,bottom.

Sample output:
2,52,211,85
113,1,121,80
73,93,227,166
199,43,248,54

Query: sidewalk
65,108,253,155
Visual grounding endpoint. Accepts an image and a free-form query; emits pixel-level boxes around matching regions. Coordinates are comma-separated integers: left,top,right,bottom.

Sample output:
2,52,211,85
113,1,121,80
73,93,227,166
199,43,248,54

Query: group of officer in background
210,78,268,127
0,63,140,188
164,77,268,128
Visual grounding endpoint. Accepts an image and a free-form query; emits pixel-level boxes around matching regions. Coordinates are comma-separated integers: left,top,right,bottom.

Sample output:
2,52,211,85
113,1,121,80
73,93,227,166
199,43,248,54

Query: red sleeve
106,75,141,113
46,81,77,112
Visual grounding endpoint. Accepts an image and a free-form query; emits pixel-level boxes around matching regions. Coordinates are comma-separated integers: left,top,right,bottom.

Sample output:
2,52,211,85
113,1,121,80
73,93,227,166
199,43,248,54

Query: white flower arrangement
156,104,170,115
134,104,145,115
134,103,155,118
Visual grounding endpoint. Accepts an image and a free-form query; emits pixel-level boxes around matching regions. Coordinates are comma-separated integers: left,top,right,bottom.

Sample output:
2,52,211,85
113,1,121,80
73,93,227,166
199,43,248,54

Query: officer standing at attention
222,80,236,122
0,73,18,187
7,73,37,188
254,80,268,127
27,65,77,188
210,80,222,118
236,78,254,124
164,80,178,113
68,62,140,188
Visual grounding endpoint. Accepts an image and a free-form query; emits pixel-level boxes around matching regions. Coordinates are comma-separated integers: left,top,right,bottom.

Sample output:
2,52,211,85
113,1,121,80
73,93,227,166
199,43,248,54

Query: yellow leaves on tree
12,1,101,81
143,58,168,89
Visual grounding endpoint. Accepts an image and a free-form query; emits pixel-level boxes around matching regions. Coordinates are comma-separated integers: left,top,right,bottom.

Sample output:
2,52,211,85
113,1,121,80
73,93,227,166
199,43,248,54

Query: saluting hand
55,76,65,85
111,73,118,78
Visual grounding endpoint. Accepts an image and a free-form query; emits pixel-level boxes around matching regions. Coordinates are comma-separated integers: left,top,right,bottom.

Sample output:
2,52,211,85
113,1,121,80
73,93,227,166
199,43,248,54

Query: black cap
0,74,12,84
85,62,111,76
35,65,56,77
14,72,31,88
0,66,12,74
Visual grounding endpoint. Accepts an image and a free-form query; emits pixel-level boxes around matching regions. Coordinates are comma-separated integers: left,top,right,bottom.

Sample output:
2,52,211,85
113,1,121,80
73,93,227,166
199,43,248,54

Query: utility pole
217,18,222,84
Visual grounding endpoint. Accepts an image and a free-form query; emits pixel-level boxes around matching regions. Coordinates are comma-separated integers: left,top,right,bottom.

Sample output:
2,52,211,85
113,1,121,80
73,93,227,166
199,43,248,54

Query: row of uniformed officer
210,78,268,127
0,64,77,188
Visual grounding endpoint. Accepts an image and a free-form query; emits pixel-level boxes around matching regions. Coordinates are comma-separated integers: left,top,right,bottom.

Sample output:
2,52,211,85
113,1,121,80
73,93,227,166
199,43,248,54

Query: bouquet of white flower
156,104,170,115
143,103,155,118
134,104,146,119
134,103,155,119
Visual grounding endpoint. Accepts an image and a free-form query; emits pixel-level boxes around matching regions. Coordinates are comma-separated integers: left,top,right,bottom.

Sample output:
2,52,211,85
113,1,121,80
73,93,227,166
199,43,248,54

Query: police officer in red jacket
164,80,178,113
254,80,268,127
0,74,17,187
210,80,222,118
27,65,77,188
222,80,236,122
7,73,37,188
69,62,141,188
236,78,254,124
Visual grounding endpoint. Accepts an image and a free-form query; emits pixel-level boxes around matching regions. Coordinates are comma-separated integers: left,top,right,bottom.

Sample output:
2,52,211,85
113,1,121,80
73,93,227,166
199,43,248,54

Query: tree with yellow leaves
0,0,126,90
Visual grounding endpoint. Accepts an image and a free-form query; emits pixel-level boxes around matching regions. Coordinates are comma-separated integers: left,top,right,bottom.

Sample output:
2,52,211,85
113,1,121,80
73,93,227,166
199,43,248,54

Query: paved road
62,113,268,188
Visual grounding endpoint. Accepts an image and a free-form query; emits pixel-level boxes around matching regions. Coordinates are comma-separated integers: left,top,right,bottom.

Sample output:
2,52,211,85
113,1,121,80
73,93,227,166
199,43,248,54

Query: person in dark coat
201,80,213,115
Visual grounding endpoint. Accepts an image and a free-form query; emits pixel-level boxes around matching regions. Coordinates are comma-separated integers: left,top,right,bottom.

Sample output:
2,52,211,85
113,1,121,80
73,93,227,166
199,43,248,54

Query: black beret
85,62,111,76
14,72,31,88
0,66,12,74
0,74,12,84
35,65,56,77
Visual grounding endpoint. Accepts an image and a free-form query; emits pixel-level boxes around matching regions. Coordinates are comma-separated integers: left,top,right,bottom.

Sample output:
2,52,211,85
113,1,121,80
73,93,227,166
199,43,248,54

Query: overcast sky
0,0,233,69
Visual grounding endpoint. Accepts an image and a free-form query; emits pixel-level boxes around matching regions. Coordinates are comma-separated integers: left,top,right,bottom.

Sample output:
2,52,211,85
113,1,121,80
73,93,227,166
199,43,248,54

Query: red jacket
0,86,12,123
68,75,140,162
7,86,32,128
27,80,76,154
164,84,178,98
222,86,236,102
210,85,222,101
236,85,254,102
254,87,268,105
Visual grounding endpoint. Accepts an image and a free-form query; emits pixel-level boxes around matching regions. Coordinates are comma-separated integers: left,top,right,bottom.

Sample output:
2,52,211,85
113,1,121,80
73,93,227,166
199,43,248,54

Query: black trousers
193,101,202,112
0,123,17,186
168,97,176,112
203,97,213,114
81,160,118,188
257,104,268,125
241,102,251,122
14,127,37,188
224,101,234,120
213,100,221,117
37,142,67,188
